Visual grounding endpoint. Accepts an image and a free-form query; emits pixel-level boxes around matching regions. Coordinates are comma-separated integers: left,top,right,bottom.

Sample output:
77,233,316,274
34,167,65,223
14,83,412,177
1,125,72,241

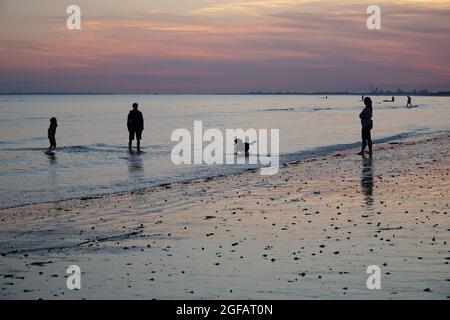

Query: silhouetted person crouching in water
358,97,373,156
48,117,58,150
127,103,144,152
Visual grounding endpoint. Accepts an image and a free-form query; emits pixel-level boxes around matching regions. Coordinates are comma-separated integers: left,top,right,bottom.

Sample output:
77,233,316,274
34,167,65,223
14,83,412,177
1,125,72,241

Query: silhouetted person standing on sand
48,117,58,150
127,103,144,152
358,97,373,156
406,96,412,108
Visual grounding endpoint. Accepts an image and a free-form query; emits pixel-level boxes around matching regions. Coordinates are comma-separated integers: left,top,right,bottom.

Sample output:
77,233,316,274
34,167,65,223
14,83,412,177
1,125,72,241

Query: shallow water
0,94,448,209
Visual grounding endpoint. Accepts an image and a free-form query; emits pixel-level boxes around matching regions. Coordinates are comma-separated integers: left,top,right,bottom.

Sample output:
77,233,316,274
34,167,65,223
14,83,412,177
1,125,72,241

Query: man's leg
136,131,142,152
129,130,134,151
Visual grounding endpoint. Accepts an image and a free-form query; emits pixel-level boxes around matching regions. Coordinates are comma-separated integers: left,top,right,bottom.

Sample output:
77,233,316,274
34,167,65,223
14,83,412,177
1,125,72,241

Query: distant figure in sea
48,117,58,150
406,96,412,108
383,96,395,103
127,102,144,152
358,97,373,156
234,138,256,157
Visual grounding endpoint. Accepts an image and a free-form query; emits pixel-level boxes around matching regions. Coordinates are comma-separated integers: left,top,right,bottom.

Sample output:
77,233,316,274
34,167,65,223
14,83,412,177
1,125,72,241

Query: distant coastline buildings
245,88,449,96
369,85,430,95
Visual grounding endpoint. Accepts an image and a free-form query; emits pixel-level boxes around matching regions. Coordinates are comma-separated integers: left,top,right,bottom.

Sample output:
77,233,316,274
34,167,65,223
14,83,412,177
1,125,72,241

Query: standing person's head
50,117,57,127
132,103,138,110
364,97,372,108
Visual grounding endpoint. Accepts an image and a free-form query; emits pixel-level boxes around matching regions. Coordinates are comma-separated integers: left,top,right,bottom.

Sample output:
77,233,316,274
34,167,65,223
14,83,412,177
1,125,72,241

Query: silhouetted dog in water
234,138,256,157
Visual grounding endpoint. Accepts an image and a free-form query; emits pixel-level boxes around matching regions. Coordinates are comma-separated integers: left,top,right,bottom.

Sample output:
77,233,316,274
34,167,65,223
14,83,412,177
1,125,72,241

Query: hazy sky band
0,0,449,93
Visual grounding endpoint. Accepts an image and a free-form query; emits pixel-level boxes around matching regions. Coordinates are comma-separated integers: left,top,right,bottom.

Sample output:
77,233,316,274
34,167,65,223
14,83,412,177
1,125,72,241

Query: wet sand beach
0,132,449,299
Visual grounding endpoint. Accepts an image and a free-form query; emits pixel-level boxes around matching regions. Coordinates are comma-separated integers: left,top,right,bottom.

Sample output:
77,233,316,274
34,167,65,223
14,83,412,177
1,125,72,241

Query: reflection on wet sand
1,134,449,299
46,152,57,165
361,156,374,207
127,153,144,174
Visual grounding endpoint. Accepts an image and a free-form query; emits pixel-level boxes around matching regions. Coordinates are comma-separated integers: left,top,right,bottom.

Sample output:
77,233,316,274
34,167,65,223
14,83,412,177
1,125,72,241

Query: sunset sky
0,0,449,93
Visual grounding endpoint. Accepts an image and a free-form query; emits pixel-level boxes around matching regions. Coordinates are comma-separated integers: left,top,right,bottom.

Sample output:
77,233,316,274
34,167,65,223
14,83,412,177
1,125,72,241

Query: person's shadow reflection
127,153,144,175
46,151,57,165
361,155,374,207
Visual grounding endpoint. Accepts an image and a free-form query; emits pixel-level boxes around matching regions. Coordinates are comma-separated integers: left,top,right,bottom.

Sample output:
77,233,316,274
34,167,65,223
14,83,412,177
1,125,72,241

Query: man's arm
127,112,132,130
139,112,144,131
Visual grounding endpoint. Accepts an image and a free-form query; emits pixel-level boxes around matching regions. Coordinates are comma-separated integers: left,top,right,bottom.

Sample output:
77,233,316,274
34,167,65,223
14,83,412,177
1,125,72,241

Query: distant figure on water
406,96,413,108
358,97,373,156
234,138,256,157
383,96,395,102
127,103,144,152
48,117,58,150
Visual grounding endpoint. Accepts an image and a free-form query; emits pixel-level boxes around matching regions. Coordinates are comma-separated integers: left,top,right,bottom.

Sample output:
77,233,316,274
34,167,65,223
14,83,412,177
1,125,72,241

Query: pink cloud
0,1,449,92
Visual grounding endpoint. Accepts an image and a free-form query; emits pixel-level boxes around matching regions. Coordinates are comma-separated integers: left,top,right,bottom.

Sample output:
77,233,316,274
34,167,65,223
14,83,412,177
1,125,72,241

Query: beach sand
0,132,449,299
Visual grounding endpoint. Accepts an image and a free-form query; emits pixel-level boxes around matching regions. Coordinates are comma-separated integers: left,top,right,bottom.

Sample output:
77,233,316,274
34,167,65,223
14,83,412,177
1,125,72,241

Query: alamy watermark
66,5,81,30
66,265,81,290
366,265,381,289
367,5,381,30
171,121,279,175
66,5,380,31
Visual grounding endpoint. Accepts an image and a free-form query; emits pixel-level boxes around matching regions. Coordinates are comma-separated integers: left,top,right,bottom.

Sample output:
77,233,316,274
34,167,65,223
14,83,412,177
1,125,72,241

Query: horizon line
1,90,450,96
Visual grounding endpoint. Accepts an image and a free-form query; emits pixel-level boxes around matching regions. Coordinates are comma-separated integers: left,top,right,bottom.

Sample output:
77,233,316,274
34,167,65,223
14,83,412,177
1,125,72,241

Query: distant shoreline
1,92,450,96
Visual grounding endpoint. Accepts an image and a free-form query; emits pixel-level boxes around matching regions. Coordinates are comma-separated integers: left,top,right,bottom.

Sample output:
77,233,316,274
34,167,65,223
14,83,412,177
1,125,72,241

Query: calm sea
0,94,448,209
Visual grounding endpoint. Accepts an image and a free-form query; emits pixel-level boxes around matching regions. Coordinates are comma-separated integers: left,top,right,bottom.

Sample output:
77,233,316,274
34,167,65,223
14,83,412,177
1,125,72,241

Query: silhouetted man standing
127,103,144,152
